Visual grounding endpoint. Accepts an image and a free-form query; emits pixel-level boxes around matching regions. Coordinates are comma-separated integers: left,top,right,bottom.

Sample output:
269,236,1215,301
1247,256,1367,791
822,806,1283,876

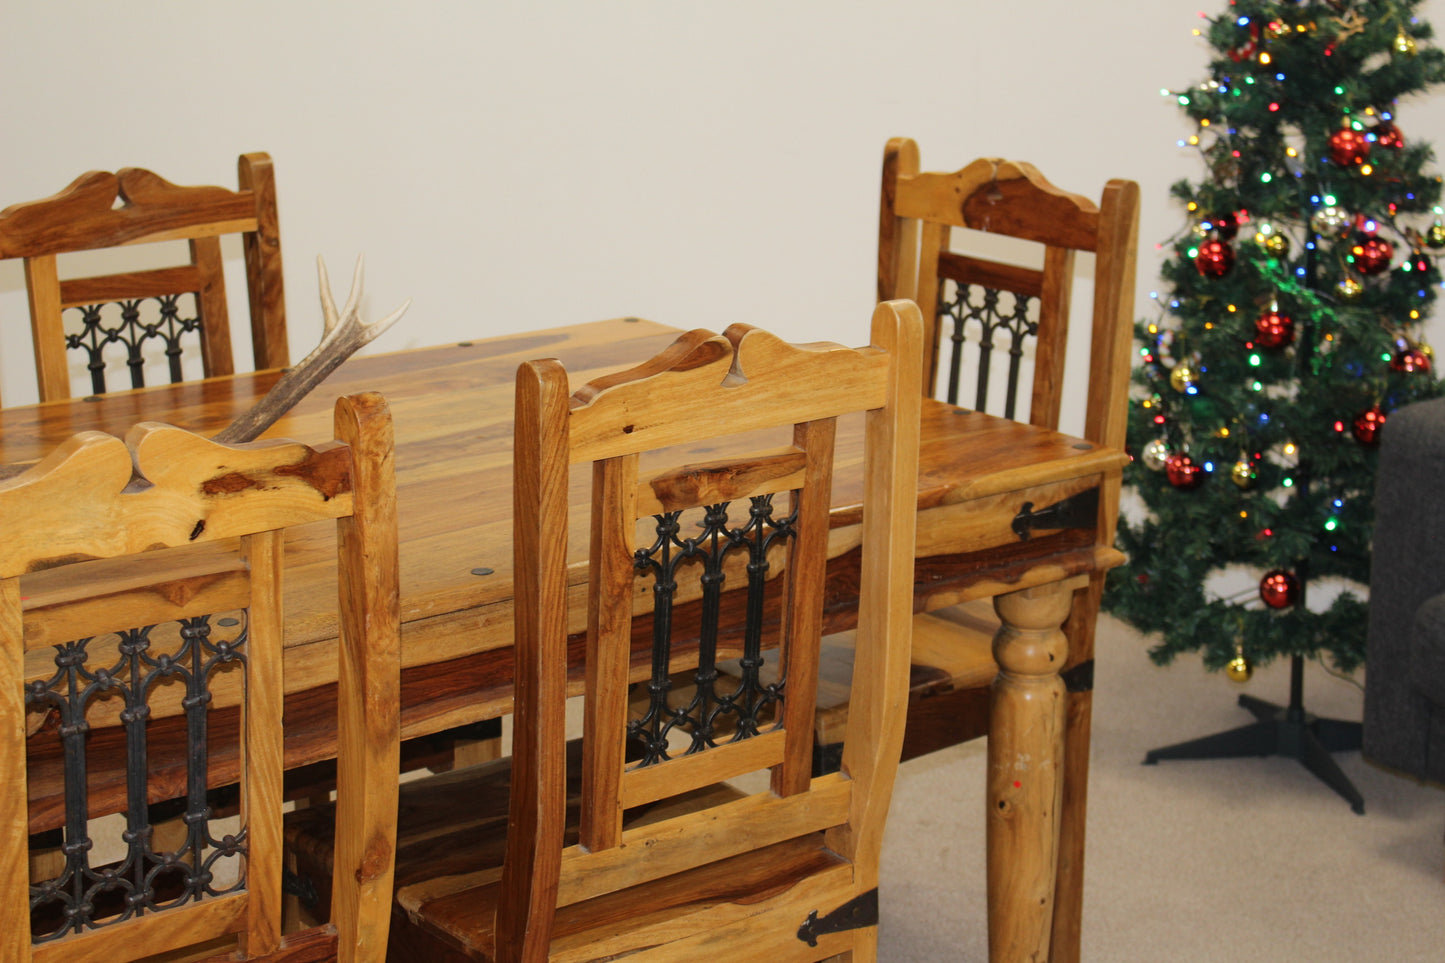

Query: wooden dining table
11,317,1124,962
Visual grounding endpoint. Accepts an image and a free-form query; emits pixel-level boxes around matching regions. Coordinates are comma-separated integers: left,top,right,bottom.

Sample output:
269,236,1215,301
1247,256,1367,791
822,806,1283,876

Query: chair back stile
0,153,289,403
0,392,398,963
497,303,921,960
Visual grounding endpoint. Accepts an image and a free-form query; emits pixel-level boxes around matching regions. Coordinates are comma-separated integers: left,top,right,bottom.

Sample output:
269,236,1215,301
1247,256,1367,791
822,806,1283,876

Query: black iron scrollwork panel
26,612,248,943
938,279,1039,419
65,293,205,396
628,495,797,768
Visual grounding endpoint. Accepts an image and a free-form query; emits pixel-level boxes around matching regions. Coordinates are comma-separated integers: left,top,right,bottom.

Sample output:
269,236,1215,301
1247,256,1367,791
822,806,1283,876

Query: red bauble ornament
1351,236,1394,275
1165,454,1207,490
1392,348,1432,374
1259,570,1300,609
1229,22,1261,61
1194,239,1235,278
1213,211,1240,240
1254,308,1295,348
1352,406,1387,445
1375,123,1405,149
1329,126,1371,166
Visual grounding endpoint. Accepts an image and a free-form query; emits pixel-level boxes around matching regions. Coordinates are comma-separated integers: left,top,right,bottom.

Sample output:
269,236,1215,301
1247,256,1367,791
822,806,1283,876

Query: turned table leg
987,579,1074,962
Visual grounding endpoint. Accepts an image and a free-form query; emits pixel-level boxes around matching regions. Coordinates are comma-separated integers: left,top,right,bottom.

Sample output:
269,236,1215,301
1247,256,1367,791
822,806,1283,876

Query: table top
15,318,1125,829
6,315,1122,636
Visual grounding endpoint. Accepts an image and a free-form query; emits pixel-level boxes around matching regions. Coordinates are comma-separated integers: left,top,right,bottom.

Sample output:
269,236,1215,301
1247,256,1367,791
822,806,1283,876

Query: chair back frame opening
0,153,289,403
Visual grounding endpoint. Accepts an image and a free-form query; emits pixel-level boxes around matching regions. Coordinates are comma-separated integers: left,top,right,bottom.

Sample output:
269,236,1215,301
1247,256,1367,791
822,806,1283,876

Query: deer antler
213,255,410,444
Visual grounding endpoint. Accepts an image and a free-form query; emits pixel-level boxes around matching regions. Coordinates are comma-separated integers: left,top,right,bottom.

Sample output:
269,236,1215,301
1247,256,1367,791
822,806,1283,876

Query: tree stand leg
1142,655,1364,814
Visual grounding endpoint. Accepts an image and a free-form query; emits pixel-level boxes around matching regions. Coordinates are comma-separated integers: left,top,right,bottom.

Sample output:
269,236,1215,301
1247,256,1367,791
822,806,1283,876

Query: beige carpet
877,613,1445,961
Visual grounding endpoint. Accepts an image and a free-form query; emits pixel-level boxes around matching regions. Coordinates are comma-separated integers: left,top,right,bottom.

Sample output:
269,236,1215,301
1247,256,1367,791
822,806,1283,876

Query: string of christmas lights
1105,0,1445,676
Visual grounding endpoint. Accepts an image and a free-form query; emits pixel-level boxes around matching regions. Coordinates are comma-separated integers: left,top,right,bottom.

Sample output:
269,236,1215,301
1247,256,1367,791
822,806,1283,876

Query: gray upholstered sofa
1364,395,1445,784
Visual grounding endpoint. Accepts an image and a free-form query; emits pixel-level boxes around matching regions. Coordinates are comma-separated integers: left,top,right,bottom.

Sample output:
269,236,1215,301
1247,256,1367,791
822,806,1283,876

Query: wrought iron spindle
64,294,204,395
688,503,733,750
180,617,214,897
727,496,790,737
937,279,1039,419
122,300,148,390
73,304,114,396
120,627,154,913
156,295,188,383
26,613,247,943
633,511,680,762
629,495,796,767
57,641,95,936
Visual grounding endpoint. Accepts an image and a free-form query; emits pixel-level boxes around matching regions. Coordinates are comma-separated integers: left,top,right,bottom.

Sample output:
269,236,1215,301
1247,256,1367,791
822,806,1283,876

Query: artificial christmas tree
1105,0,1445,811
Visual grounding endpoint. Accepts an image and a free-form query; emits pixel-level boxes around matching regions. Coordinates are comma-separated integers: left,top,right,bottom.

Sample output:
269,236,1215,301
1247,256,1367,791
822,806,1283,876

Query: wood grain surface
8,317,1123,836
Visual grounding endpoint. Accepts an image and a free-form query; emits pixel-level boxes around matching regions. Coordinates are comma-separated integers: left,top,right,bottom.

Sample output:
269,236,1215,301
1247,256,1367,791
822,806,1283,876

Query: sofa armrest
1364,396,1445,780
1411,591,1445,707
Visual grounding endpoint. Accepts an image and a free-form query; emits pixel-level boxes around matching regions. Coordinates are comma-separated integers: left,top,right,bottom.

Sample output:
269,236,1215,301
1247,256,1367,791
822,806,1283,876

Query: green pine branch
1106,0,1445,673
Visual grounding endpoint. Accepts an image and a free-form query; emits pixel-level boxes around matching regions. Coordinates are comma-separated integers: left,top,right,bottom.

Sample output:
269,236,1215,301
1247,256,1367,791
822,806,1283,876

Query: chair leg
1049,576,1102,963
425,718,505,774
282,847,314,932
449,734,504,769
813,741,844,776
151,812,192,854
987,579,1074,963
28,829,65,884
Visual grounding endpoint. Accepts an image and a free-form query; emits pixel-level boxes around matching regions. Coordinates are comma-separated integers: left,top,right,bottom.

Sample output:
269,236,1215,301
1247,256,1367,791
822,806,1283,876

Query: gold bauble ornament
1254,224,1290,257
1422,343,1435,362
1231,459,1256,489
1142,438,1172,471
1396,30,1418,57
1427,222,1445,249
1266,20,1290,41
1170,362,1197,393
1226,655,1254,683
1337,277,1365,302
1312,205,1350,236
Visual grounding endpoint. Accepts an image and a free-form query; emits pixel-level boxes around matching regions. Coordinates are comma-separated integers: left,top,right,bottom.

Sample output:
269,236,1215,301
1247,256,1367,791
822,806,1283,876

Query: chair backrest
0,393,399,962
0,152,289,403
501,303,922,957
878,137,1139,450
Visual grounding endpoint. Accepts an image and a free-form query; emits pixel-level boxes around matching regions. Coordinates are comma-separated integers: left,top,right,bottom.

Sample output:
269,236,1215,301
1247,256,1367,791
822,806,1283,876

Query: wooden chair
0,152,288,403
872,137,1138,957
1,392,399,962
814,140,1140,753
749,143,1138,783
286,305,922,960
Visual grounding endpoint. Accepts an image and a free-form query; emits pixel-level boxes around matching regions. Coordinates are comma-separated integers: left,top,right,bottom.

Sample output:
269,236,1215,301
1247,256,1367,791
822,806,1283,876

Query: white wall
4,0,1445,415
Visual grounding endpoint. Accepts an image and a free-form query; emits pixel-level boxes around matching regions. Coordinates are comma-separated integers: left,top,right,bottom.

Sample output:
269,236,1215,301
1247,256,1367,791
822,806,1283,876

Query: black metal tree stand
1143,652,1365,814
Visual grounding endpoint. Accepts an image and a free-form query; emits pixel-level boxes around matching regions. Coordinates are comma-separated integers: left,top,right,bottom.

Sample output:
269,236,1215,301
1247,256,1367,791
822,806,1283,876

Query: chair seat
400,833,848,961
